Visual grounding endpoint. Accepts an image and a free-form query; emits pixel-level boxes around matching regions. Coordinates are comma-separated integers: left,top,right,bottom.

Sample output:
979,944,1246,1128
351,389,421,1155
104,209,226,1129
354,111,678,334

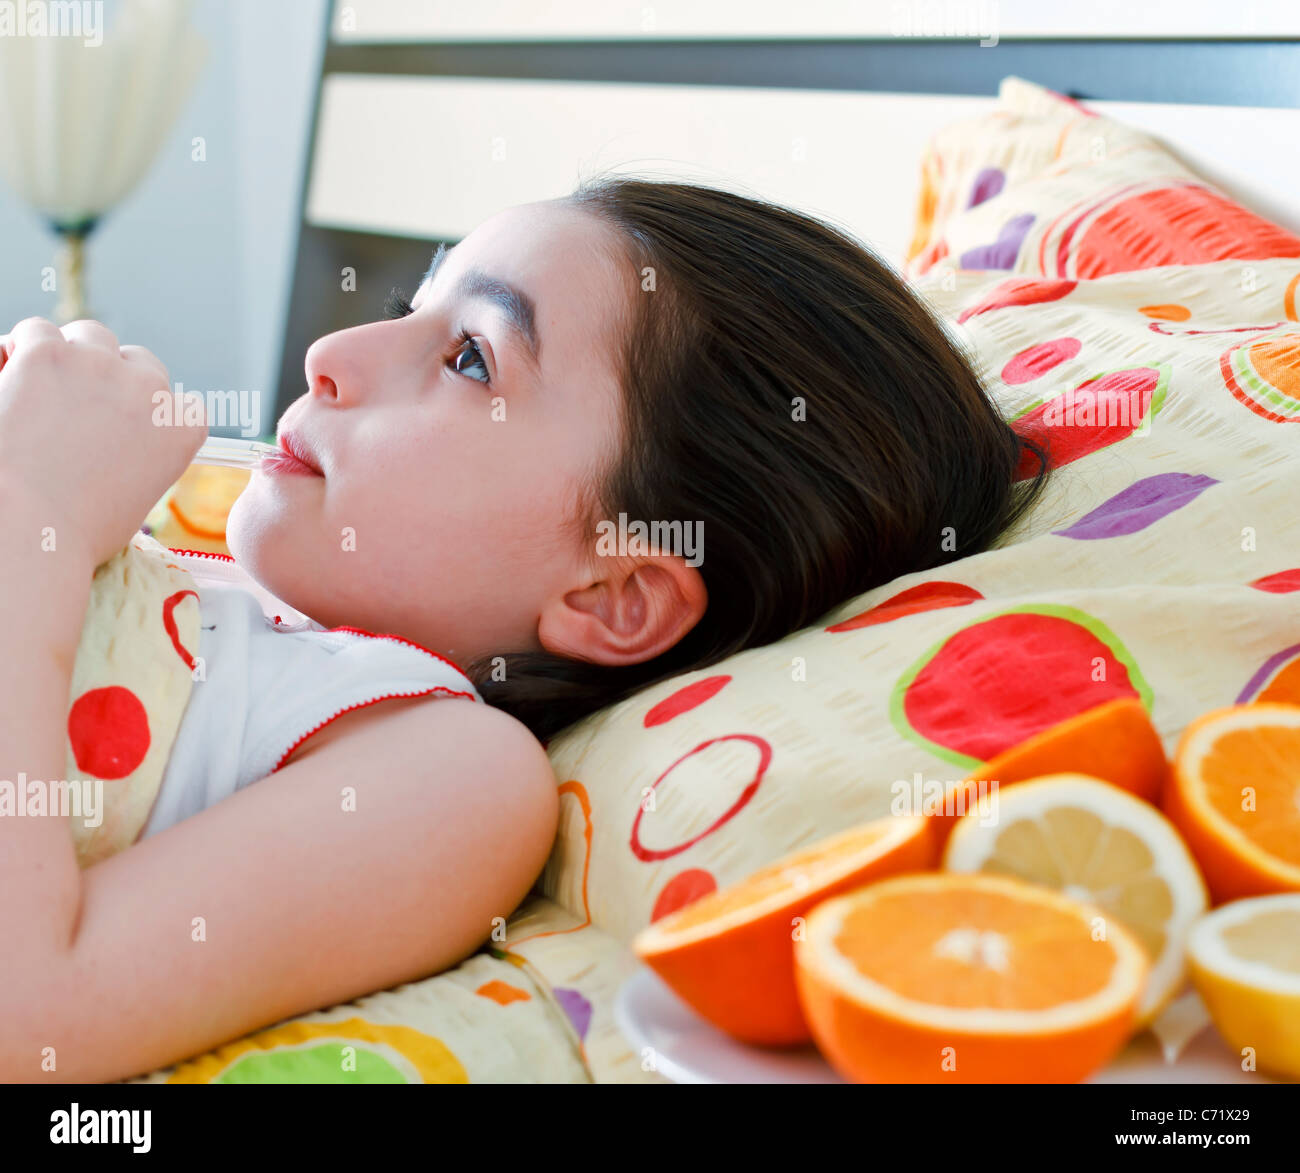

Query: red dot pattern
651,868,718,921
67,686,151,780
644,675,731,726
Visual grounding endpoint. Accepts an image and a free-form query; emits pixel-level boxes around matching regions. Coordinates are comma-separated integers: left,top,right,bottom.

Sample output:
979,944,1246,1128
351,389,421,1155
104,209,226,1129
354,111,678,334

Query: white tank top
140,548,483,842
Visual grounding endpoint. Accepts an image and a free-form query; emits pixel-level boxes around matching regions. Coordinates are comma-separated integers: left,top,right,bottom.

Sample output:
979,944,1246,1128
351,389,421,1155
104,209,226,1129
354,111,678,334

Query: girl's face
226,200,632,666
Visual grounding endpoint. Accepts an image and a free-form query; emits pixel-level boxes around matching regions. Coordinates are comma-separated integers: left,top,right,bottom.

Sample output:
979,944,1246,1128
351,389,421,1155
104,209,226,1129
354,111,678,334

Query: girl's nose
304,319,422,407
304,325,373,406
310,370,339,401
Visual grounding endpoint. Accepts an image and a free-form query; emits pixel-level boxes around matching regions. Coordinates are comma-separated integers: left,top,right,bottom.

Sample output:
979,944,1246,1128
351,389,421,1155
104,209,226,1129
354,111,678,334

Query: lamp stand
51,218,97,325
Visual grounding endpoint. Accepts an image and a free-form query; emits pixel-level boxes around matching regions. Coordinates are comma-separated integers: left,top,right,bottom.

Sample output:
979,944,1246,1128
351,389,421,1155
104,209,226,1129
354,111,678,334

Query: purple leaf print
959,212,1036,271
967,167,1006,209
554,987,593,1041
1053,473,1219,540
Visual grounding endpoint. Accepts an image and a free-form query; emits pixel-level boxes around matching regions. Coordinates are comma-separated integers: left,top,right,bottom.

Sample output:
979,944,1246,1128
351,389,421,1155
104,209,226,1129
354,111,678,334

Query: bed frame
275,8,1300,419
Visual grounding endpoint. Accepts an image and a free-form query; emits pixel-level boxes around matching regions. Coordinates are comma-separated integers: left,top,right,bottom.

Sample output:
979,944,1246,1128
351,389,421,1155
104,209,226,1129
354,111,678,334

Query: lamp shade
0,0,207,229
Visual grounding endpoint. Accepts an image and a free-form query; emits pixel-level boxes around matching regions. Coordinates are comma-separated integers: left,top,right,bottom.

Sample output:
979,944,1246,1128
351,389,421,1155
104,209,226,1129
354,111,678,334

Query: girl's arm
1,692,558,1083
0,318,204,1059
0,478,97,963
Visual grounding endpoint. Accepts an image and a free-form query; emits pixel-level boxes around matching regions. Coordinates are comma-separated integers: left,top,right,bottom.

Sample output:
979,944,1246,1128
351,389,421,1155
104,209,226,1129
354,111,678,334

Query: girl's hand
0,317,207,568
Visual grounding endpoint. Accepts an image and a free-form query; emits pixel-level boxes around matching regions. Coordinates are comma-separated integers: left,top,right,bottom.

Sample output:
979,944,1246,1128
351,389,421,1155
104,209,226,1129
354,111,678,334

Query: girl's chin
223,484,284,566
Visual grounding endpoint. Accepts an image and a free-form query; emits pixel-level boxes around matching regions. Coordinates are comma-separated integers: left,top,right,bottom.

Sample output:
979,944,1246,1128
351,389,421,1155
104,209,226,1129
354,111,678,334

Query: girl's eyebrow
417,243,542,374
421,243,449,288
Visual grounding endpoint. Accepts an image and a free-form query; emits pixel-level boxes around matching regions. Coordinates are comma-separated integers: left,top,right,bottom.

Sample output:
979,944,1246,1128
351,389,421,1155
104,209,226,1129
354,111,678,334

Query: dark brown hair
465,176,1049,742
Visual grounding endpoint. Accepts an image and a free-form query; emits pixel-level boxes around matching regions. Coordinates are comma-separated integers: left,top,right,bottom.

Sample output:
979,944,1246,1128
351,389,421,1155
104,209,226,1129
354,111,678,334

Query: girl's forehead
464,201,612,275
453,204,631,362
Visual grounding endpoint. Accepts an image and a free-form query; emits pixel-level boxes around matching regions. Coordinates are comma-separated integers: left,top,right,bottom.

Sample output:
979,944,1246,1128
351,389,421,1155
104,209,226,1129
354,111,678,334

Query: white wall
0,0,327,438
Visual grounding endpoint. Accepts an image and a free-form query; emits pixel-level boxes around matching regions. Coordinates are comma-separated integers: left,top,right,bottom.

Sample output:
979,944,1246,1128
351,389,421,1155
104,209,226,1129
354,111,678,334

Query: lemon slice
1188,893,1300,1080
943,773,1208,1024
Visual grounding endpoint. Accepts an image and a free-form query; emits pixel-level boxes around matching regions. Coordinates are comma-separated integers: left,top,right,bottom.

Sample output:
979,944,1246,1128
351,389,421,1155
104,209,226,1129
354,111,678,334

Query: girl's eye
383,287,490,387
449,330,491,386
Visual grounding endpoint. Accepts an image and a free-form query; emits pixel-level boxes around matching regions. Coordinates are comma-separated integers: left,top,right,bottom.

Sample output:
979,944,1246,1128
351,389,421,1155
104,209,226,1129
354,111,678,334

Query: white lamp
0,0,207,323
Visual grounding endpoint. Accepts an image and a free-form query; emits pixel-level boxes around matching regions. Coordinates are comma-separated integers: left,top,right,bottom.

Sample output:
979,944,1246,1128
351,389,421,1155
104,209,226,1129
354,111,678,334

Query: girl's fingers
118,344,170,389
61,319,120,353
8,317,64,350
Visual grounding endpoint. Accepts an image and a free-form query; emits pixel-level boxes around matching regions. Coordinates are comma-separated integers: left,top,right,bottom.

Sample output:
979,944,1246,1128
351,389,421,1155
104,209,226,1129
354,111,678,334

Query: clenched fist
0,317,207,568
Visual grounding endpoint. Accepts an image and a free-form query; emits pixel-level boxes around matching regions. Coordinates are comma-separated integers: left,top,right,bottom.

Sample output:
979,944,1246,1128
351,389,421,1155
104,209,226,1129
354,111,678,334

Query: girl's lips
263,430,324,477
260,450,320,477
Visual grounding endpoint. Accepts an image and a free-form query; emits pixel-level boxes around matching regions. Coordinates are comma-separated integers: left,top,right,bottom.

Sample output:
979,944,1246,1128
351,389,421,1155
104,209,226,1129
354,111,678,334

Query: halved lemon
632,815,936,1045
1187,893,1300,1080
943,773,1207,1023
1165,703,1300,902
793,872,1149,1082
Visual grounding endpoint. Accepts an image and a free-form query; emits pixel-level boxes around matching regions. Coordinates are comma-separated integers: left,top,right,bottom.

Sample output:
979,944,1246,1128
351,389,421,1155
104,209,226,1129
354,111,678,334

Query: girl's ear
537,557,707,667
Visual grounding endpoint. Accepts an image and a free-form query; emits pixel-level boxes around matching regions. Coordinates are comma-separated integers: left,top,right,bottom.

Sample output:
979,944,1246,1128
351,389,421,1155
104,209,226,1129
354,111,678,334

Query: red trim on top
161,553,476,680
327,624,473,681
272,685,478,772
166,547,236,562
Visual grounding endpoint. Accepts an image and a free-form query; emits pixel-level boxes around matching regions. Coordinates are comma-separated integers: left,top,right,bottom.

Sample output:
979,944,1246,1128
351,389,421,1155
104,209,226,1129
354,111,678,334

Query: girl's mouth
262,431,324,477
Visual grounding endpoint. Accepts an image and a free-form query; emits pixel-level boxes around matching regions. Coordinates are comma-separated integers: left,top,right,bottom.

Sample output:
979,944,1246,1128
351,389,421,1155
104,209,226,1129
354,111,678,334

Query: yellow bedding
63,533,199,866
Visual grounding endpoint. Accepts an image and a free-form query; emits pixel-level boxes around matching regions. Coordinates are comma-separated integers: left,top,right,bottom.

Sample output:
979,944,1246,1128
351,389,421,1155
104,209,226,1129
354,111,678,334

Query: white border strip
331,0,1300,42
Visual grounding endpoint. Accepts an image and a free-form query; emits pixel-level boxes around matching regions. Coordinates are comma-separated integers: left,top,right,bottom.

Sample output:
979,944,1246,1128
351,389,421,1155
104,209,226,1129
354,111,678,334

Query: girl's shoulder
277,687,518,770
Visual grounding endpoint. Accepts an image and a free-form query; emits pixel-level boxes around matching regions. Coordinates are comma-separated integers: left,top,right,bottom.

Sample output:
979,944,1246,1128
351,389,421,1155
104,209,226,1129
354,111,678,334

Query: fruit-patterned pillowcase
906,75,1300,282
537,77,1300,948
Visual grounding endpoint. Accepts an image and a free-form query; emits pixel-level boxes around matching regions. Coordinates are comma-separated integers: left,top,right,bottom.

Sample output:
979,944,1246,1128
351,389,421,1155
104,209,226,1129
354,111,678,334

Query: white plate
614,967,1275,1084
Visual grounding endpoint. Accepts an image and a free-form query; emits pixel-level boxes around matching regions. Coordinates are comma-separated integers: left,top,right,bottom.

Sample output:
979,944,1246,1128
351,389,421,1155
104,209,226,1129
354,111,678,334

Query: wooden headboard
274,2,1300,418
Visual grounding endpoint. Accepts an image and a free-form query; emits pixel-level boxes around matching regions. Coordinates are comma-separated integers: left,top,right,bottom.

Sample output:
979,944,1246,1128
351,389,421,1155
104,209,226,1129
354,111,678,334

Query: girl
0,176,1047,1083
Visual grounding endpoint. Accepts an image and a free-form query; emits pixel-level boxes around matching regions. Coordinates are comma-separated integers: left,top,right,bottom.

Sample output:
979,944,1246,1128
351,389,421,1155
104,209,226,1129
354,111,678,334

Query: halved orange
146,463,250,553
930,697,1169,846
794,872,1149,1082
1164,703,1300,903
631,815,936,1045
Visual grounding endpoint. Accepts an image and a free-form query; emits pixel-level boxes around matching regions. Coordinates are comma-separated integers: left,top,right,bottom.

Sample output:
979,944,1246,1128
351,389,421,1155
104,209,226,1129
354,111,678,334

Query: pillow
538,76,1300,946
906,75,1300,280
